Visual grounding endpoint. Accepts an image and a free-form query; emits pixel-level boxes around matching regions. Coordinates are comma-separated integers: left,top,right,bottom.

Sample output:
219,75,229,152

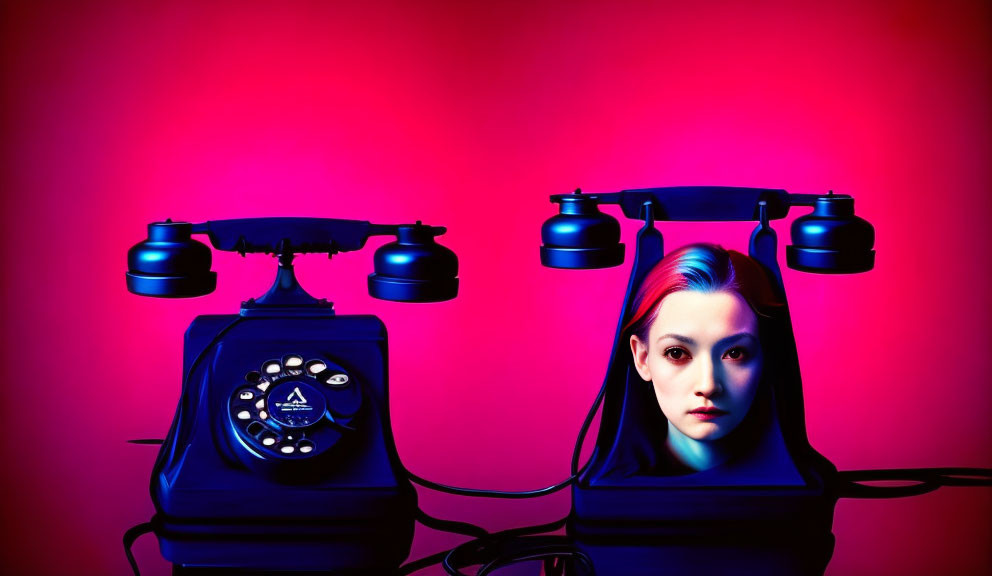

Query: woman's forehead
650,290,758,339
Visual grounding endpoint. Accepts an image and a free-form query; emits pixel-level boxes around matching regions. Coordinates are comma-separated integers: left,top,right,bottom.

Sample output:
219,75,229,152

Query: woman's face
630,290,762,442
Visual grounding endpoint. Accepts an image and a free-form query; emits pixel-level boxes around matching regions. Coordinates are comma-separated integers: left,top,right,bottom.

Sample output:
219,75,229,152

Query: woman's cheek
652,381,678,420
652,360,682,385
727,364,758,387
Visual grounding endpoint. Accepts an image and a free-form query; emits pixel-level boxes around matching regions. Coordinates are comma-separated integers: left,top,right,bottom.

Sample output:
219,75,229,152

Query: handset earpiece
540,189,625,269
126,220,216,297
368,222,458,302
787,192,875,274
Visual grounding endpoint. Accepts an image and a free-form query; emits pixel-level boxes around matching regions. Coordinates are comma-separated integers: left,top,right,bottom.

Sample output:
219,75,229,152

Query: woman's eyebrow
656,333,696,345
717,332,758,347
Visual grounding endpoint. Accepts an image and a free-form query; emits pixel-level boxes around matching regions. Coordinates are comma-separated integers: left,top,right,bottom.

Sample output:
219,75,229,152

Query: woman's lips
689,407,727,421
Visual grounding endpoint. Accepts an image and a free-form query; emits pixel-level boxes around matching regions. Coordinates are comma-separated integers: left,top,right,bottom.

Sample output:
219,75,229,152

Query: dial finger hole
322,372,349,387
306,360,326,375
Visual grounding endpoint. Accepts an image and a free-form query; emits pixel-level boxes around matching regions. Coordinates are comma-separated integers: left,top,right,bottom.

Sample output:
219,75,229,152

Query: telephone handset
127,216,458,301
126,216,457,573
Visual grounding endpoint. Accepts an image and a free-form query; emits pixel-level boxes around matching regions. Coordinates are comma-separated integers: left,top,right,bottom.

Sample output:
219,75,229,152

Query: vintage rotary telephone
125,217,457,574
539,186,873,576
537,186,990,576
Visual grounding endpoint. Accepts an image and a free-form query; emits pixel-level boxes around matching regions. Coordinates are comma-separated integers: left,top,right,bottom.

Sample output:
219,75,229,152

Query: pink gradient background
2,1,989,574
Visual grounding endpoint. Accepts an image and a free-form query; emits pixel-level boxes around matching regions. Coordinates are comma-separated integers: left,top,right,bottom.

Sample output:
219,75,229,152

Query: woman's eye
664,347,691,362
724,347,748,361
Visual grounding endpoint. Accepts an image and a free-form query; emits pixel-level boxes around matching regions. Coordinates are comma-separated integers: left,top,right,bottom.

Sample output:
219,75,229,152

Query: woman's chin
683,422,727,442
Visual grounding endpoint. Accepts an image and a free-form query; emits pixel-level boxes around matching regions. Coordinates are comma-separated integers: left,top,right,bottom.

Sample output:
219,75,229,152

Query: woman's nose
694,358,722,397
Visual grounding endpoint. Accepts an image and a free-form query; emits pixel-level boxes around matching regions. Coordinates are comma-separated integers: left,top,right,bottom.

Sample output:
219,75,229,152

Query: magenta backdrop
2,1,990,575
